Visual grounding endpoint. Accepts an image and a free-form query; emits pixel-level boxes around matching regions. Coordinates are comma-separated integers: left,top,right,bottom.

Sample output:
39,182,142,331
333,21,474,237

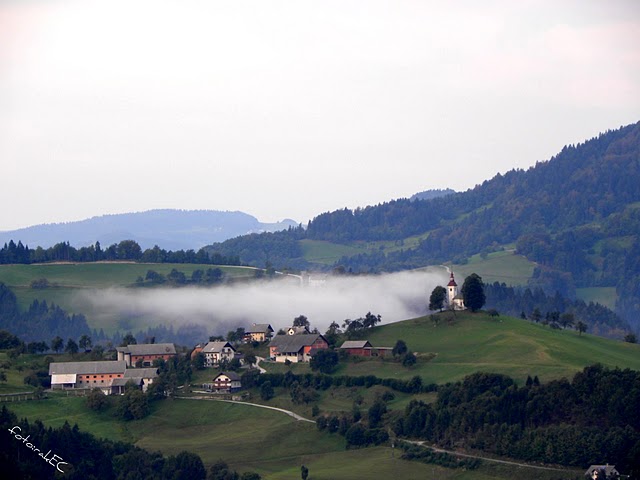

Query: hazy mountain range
0,210,298,251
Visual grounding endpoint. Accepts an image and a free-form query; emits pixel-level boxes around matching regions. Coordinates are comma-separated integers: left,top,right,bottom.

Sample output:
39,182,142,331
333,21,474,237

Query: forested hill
0,210,297,251
206,121,640,329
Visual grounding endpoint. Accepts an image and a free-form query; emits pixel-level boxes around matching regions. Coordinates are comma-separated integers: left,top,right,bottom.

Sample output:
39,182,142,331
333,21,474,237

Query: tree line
0,239,241,266
483,281,631,339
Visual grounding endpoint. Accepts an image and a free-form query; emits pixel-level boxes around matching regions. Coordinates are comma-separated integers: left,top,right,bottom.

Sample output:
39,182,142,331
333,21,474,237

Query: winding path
254,356,267,374
178,395,315,423
401,440,571,472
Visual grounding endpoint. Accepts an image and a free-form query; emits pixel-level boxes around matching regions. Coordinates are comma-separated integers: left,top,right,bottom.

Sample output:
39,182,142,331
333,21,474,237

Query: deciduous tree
462,273,486,312
429,286,447,311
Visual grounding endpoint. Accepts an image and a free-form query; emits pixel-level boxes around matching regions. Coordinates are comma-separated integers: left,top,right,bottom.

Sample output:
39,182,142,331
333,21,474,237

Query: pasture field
575,286,617,310
451,249,535,286
299,232,434,266
299,240,365,265
7,396,582,479
0,262,258,289
338,311,640,384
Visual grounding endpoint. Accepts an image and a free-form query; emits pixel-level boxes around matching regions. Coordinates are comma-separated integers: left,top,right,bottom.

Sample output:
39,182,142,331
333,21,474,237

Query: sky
1,0,639,231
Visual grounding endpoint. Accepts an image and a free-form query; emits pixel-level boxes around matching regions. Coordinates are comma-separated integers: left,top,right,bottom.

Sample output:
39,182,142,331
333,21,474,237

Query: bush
87,388,109,411
260,381,274,401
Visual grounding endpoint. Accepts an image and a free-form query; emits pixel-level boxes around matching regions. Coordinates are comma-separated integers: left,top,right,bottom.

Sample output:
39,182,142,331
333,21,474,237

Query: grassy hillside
0,263,257,289
7,395,581,479
451,249,536,286
338,311,640,384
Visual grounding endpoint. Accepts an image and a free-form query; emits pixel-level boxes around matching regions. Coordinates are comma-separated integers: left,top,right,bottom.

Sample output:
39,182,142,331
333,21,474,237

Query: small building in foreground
339,340,392,358
584,465,620,479
203,372,242,393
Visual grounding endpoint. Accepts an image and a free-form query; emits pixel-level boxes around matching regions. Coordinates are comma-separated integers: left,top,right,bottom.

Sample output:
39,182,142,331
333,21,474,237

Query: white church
446,272,466,310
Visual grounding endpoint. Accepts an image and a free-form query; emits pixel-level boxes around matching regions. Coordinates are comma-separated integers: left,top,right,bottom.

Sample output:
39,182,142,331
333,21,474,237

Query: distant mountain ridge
0,210,298,251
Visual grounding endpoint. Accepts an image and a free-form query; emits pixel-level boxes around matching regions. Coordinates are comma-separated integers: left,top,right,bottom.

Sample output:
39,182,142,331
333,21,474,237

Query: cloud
75,269,448,336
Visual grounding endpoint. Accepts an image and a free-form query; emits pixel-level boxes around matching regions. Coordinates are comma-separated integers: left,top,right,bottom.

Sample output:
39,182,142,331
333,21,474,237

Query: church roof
447,272,457,287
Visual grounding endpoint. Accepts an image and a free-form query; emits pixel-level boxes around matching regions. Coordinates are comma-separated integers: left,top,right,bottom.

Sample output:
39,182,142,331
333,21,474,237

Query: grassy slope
299,240,365,265
341,312,640,384
575,286,617,310
8,395,580,480
451,249,535,286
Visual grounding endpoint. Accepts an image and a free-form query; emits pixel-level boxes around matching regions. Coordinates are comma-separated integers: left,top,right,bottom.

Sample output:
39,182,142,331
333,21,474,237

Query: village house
203,371,242,393
243,323,274,343
339,340,392,358
116,343,176,367
49,360,127,394
269,333,329,363
201,341,236,367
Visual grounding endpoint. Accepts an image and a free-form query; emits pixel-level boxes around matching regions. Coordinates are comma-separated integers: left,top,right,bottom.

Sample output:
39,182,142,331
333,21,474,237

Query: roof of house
585,465,619,476
339,340,373,349
269,334,326,353
287,326,310,334
111,377,143,387
246,323,274,334
116,343,176,356
124,368,158,379
49,361,127,376
202,341,235,353
214,371,241,381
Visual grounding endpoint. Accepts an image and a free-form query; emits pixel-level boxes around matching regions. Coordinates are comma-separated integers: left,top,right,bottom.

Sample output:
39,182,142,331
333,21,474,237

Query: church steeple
446,271,466,310
447,272,458,306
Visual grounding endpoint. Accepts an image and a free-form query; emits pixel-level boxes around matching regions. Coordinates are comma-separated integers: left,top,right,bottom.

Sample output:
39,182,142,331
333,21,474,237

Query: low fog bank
77,269,448,337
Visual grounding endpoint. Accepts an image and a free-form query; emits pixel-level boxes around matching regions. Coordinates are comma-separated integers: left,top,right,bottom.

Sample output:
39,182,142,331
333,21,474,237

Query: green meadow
7,395,582,480
452,249,535,286
338,311,640,385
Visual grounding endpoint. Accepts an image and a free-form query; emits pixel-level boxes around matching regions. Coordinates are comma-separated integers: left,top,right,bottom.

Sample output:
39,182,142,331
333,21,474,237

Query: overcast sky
1,0,638,231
